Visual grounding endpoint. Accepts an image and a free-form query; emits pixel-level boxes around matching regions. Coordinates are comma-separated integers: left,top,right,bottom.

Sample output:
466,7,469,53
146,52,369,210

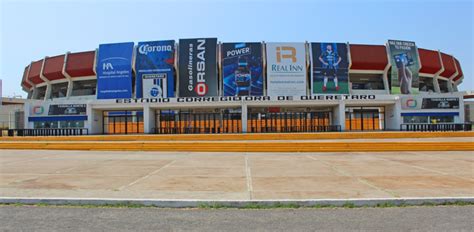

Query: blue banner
135,40,175,98
222,43,263,96
96,42,134,99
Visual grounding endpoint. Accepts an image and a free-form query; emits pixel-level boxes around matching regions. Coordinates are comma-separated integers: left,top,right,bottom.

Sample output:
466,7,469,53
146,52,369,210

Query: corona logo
276,46,297,63
138,44,172,55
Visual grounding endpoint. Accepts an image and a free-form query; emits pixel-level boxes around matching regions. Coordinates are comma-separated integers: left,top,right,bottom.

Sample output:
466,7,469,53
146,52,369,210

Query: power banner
96,42,134,99
310,42,349,94
178,38,218,97
222,43,263,96
135,40,175,98
266,43,307,97
387,40,420,95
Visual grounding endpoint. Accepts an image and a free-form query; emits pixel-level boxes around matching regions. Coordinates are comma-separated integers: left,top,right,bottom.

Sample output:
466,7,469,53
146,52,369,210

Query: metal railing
249,125,341,133
1,128,89,137
400,123,472,132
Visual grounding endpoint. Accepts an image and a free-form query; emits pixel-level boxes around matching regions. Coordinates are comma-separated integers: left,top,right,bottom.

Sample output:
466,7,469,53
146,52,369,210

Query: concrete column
143,106,155,134
333,102,346,131
385,100,402,130
241,103,248,133
87,105,103,135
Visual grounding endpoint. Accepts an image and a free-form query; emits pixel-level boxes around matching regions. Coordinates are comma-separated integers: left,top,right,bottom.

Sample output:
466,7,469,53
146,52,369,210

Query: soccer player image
319,44,342,92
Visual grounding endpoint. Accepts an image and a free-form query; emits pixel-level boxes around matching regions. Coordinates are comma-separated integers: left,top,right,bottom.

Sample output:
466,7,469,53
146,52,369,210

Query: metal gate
103,111,144,134
248,111,338,133
345,107,385,131
155,109,242,134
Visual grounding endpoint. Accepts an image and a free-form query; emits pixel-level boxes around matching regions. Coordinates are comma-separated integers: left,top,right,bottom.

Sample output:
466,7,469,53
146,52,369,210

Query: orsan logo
138,44,173,55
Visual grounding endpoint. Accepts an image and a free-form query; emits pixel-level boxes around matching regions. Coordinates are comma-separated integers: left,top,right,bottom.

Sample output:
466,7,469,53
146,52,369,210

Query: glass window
350,74,385,90
419,76,435,92
34,86,47,100
438,79,449,93
50,82,68,99
403,116,429,124
430,116,454,123
72,80,97,96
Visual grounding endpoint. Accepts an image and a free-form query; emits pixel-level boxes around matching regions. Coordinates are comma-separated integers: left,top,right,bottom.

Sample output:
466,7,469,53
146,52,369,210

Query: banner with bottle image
266,42,307,97
310,42,349,94
221,43,263,96
387,40,420,95
135,40,175,98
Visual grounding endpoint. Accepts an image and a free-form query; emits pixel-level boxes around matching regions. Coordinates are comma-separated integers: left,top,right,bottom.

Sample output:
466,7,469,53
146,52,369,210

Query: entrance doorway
248,107,337,133
345,107,385,131
155,109,242,134
102,111,144,134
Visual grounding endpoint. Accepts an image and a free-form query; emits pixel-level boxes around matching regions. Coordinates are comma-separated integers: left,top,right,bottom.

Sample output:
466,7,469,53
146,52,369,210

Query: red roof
440,53,456,78
27,59,44,84
453,58,463,82
21,65,32,89
349,44,388,71
418,48,442,74
43,55,66,81
65,51,95,78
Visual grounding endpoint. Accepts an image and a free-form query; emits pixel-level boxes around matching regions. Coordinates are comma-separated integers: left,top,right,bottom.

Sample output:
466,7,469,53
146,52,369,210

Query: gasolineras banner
311,42,349,94
135,40,175,98
221,43,263,96
178,38,218,97
388,40,420,94
266,42,307,97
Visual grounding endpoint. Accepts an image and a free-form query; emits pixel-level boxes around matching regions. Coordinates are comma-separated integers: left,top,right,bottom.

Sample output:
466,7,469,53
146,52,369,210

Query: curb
1,197,473,208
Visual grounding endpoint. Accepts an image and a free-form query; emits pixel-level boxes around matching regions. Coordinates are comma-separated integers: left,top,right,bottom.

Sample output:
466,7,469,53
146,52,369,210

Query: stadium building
17,39,470,135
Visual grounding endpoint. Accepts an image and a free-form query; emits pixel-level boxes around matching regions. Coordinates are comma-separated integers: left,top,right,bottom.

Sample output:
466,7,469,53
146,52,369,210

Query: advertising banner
135,40,175,98
48,104,87,115
310,42,349,94
266,42,307,97
96,42,134,99
401,96,459,110
387,40,420,95
178,38,218,97
221,43,263,96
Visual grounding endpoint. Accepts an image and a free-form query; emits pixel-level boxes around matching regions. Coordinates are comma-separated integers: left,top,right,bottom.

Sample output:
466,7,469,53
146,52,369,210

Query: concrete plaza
0,150,473,200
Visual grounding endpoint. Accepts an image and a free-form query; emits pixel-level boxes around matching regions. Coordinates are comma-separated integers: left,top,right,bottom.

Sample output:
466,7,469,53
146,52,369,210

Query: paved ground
0,150,473,200
1,205,473,231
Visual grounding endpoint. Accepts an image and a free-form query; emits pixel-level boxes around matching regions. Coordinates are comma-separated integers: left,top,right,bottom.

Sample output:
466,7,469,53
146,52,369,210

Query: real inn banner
265,42,307,97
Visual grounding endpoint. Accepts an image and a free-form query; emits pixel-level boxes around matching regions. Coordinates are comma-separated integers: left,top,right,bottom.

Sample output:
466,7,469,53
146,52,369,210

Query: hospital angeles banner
221,43,263,96
311,42,349,94
266,43,307,97
96,42,134,99
135,40,175,98
387,40,420,95
178,38,218,97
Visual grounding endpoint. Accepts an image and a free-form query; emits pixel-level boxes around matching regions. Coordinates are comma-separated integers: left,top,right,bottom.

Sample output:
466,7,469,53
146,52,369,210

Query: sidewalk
1,150,473,200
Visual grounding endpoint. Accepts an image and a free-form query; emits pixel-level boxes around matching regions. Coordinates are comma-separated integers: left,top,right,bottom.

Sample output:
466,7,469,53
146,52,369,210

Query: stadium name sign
116,94,376,104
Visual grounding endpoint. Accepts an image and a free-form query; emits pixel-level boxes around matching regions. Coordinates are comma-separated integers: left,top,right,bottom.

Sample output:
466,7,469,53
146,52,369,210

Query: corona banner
311,42,349,94
135,40,175,98
96,42,134,99
178,38,218,97
265,42,307,97
221,43,263,96
388,40,420,94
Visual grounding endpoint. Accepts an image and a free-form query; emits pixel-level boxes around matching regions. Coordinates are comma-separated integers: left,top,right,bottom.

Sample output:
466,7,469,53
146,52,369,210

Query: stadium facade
19,39,469,135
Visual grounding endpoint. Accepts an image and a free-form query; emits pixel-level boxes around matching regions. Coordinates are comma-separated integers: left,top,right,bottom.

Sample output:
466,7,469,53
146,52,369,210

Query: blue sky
1,0,472,97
